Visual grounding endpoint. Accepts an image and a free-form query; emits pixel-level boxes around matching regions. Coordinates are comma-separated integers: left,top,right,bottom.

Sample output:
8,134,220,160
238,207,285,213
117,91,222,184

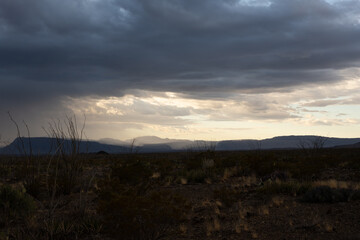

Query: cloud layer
1,0,360,140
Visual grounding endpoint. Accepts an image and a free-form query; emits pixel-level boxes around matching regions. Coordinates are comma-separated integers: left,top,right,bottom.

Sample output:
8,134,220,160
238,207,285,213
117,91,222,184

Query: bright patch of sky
238,0,342,7
236,0,271,7
65,76,360,141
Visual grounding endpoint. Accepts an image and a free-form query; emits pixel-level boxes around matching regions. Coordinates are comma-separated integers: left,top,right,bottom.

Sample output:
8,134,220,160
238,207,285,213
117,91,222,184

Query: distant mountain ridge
0,135,359,155
0,137,129,155
216,136,360,151
99,136,193,150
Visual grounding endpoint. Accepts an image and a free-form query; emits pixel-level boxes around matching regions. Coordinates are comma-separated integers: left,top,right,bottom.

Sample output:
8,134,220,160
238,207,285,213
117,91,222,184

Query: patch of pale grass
235,222,242,233
202,159,215,169
151,172,161,179
205,217,221,236
243,223,249,232
258,206,269,215
201,198,212,207
215,200,222,208
213,217,221,231
289,219,293,226
179,224,187,235
237,202,246,219
324,223,333,232
180,178,187,185
205,178,212,184
223,167,239,180
164,176,173,186
271,196,284,207
238,208,246,219
206,221,213,236
314,179,360,190
238,205,254,219
241,175,258,187
214,206,221,215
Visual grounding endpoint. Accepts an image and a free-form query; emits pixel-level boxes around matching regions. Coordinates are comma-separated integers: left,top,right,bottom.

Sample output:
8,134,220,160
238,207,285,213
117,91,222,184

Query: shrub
239,153,278,177
222,167,243,180
5,215,103,240
111,160,153,186
214,157,239,169
301,186,351,203
183,157,203,170
98,188,189,240
40,216,102,240
0,185,36,227
177,167,216,184
257,181,312,196
185,169,208,183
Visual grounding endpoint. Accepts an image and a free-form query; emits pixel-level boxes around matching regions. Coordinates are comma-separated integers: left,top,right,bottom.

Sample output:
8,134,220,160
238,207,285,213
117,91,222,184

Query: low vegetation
1,133,360,239
0,184,36,227
257,180,312,196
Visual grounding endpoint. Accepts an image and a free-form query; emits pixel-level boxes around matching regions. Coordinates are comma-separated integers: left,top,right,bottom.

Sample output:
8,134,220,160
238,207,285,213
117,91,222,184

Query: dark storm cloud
1,0,360,107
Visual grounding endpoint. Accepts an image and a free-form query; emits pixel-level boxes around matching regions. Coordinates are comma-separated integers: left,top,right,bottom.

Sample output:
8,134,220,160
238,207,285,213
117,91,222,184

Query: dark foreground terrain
1,148,360,239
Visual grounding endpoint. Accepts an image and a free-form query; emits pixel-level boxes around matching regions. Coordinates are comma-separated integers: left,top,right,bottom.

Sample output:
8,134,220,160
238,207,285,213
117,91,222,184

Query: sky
1,0,360,144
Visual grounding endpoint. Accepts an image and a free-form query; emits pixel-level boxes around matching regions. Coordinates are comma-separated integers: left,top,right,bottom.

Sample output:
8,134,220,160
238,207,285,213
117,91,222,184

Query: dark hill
0,137,128,155
1,135,360,155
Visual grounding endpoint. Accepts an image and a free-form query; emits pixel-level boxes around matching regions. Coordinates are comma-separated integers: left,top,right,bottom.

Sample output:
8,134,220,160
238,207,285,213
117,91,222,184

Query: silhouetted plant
44,115,87,195
128,138,141,155
0,185,36,227
193,140,217,152
8,112,43,198
297,136,328,157
180,169,209,183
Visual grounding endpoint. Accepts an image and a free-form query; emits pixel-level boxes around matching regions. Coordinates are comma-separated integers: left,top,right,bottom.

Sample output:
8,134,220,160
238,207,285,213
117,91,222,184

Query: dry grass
314,179,360,190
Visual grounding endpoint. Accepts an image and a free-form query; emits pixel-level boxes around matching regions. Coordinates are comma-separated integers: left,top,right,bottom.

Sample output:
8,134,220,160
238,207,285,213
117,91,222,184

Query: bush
257,181,312,196
183,157,203,170
40,216,102,240
214,157,239,169
0,185,36,227
98,188,189,240
239,153,278,177
301,186,351,203
111,160,153,186
184,169,208,183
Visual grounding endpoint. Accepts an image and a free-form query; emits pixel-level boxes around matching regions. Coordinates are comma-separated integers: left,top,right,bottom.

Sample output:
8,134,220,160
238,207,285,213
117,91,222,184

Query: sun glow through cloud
62,76,360,141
